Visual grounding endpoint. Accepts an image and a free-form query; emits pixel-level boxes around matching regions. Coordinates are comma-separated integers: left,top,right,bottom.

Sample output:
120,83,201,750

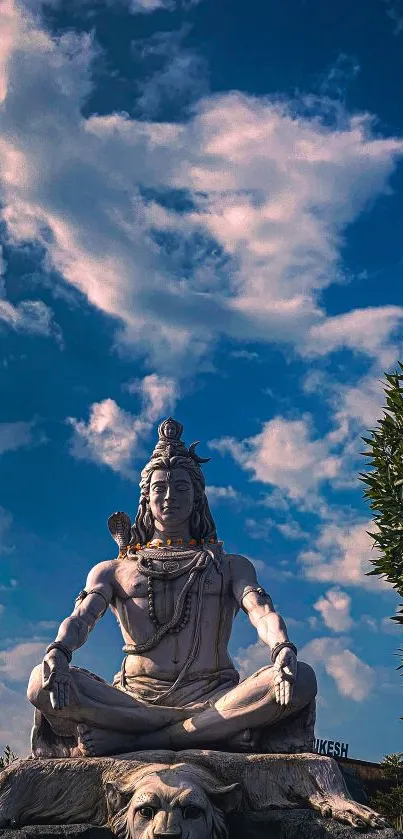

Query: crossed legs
27,661,317,756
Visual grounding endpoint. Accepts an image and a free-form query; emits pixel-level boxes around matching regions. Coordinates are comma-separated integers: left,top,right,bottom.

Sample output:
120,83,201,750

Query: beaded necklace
136,547,201,633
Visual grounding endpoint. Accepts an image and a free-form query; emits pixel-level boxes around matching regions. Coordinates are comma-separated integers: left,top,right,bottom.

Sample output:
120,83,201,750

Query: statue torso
109,548,239,681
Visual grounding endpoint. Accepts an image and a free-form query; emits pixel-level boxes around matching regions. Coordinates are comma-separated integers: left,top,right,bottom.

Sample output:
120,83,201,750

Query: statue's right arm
53,561,115,653
41,561,115,710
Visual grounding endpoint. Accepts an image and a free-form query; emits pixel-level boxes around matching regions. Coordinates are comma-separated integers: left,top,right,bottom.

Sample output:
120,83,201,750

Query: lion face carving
106,763,241,839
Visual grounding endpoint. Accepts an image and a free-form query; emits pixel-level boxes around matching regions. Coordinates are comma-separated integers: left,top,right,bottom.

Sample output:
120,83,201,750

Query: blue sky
1,0,403,761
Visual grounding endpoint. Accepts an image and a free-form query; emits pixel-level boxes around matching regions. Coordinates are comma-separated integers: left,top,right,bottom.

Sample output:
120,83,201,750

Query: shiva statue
27,418,317,758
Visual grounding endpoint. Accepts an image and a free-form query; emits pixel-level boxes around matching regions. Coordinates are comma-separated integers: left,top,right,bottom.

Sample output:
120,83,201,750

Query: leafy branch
369,753,403,832
0,745,16,770
360,364,403,640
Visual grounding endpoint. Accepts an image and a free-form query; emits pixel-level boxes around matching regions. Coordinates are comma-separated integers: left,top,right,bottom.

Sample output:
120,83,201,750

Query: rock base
0,751,395,836
229,810,402,838
0,812,401,839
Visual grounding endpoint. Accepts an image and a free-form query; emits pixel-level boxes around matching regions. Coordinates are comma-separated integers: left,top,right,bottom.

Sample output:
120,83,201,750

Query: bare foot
310,793,389,831
225,728,260,753
77,724,140,757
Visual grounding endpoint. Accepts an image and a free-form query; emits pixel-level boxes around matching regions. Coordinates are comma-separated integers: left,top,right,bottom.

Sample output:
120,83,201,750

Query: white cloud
210,416,340,500
129,0,174,11
230,349,260,361
299,520,384,591
380,615,402,634
313,587,353,632
277,520,308,540
0,420,34,455
383,0,403,35
333,372,386,433
205,485,241,502
304,306,403,365
301,637,375,701
125,373,177,421
0,680,32,757
68,399,150,476
245,515,308,542
0,296,63,345
68,374,177,476
0,637,49,756
0,506,13,555
0,641,44,682
0,248,62,343
123,0,203,11
133,26,208,117
234,639,269,681
1,0,403,370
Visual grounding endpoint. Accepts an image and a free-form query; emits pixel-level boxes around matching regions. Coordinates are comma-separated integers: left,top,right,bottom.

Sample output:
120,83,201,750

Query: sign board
314,738,349,758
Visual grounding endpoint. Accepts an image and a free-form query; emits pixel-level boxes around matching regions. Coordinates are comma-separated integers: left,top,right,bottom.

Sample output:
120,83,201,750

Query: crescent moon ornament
189,441,211,464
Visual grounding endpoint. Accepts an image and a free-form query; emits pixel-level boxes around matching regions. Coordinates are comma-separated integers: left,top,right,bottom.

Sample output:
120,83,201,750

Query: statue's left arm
229,553,297,707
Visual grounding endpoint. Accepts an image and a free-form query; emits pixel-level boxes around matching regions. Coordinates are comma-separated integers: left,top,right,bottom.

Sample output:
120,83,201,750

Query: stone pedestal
0,813,401,839
0,751,395,836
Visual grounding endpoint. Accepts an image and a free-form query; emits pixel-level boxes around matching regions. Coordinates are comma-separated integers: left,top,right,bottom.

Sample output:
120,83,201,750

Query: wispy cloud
210,416,340,500
0,507,13,556
304,306,403,366
205,485,242,502
0,636,47,758
0,641,45,682
298,520,384,591
123,0,203,12
234,639,270,681
0,680,32,756
313,588,353,632
0,246,62,344
300,637,375,701
1,0,403,371
0,420,35,456
230,349,260,362
68,374,177,476
133,25,208,117
383,0,403,35
128,0,175,12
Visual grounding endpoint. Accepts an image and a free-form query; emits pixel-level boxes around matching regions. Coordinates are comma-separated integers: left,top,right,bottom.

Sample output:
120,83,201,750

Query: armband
240,585,267,612
74,588,109,616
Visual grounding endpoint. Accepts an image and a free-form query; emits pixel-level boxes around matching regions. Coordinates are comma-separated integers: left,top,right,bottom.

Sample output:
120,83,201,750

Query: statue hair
129,453,217,546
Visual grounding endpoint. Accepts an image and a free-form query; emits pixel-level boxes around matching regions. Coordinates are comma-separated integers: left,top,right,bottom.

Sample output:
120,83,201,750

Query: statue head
130,419,217,546
107,763,241,839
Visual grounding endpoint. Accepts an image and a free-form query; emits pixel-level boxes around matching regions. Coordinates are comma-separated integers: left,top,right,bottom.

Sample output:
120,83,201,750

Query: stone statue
27,417,317,758
1,417,392,836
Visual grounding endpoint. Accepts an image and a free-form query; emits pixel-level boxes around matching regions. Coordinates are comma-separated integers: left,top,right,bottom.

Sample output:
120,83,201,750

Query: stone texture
0,812,401,839
229,811,402,838
0,828,111,839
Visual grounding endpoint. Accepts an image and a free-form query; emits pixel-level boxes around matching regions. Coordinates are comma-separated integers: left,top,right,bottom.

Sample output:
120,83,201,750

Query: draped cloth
113,665,240,709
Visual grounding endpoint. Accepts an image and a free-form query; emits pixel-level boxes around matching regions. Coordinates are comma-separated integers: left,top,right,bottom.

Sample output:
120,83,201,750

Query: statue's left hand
273,647,297,707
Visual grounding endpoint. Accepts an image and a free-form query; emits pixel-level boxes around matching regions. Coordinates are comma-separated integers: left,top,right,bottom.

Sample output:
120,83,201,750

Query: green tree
0,745,16,770
370,753,403,832
361,365,403,641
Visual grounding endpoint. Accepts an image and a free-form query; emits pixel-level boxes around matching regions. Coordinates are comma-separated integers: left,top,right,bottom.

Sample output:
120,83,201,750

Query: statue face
149,468,195,530
125,775,215,839
164,421,177,439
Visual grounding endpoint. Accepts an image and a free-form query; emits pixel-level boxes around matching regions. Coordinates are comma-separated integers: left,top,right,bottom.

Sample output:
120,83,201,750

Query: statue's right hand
42,651,71,711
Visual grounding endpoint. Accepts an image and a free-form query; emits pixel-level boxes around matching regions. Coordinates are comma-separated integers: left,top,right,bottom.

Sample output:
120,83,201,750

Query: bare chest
114,555,228,601
111,554,233,637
